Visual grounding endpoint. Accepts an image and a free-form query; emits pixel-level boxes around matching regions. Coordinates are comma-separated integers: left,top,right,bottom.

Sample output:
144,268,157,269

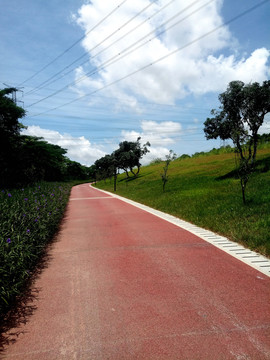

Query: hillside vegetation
96,145,270,257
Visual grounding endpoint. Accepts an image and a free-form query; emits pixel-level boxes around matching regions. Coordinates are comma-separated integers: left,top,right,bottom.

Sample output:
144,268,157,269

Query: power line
27,0,270,118
21,129,203,142
26,91,210,116
67,0,213,91
26,110,208,123
26,107,209,121
26,0,214,108
24,81,211,110
25,0,182,99
18,0,129,86
25,0,160,96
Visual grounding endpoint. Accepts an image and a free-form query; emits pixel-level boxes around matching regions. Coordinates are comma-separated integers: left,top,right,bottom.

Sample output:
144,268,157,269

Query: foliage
0,88,25,137
88,165,97,183
94,154,115,181
18,136,67,183
64,159,90,181
0,182,72,318
93,138,151,183
113,137,150,177
0,88,26,187
0,87,92,187
204,80,270,203
149,158,163,165
1,134,92,187
178,154,191,160
257,133,270,144
95,145,270,257
161,150,177,192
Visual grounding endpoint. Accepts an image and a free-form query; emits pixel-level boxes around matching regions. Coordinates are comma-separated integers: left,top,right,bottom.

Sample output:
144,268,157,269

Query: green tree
0,88,26,187
161,150,177,192
0,87,92,186
204,80,270,203
0,88,25,136
113,137,150,178
88,165,97,183
64,159,90,180
94,154,115,181
19,136,67,183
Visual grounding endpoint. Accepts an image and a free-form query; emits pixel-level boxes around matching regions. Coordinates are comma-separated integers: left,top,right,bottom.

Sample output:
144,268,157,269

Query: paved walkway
1,184,270,359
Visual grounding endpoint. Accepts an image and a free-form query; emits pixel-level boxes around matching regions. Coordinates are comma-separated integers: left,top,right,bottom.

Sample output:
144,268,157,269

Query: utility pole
3,83,24,107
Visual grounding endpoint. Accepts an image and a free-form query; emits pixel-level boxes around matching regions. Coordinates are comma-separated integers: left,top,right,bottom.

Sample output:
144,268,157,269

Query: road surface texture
1,184,270,359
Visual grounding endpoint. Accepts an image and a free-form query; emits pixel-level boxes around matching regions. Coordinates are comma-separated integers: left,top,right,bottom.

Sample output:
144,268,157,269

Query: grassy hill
95,145,270,257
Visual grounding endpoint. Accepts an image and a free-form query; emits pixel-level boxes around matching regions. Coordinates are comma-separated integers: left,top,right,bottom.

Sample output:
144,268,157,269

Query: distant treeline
187,134,270,159
1,134,95,188
0,87,94,188
148,134,270,166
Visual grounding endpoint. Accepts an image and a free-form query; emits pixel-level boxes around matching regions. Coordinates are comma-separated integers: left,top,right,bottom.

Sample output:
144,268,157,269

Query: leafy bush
0,182,72,317
149,158,163,165
178,154,191,160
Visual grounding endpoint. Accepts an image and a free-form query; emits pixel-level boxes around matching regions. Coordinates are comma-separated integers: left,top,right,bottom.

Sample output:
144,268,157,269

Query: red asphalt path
1,184,270,359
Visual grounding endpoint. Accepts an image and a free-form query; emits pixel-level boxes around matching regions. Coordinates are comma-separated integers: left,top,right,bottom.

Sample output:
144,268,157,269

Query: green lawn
95,147,270,257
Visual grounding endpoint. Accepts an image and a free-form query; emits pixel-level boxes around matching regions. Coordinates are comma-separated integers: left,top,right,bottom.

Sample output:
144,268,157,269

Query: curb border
89,184,270,277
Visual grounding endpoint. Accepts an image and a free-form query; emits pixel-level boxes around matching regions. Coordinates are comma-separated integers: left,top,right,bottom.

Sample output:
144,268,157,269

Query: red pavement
1,183,270,359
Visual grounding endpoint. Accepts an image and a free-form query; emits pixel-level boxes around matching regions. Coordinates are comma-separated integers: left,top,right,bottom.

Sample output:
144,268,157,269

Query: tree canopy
204,80,270,203
113,137,150,177
0,88,26,137
94,154,115,180
204,80,270,164
93,138,151,185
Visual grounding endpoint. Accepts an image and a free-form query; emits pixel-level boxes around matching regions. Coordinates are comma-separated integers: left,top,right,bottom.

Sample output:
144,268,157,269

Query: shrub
149,158,163,165
0,182,72,317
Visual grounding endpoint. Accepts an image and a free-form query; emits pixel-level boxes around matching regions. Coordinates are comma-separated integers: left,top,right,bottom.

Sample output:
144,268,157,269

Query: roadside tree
113,137,150,178
95,154,115,181
161,150,177,192
204,80,270,203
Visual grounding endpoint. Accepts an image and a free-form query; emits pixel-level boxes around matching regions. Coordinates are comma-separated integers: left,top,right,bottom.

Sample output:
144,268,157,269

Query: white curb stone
90,184,270,277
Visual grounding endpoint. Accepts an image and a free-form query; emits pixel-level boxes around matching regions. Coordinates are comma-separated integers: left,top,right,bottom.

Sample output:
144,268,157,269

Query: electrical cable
18,0,129,86
25,0,159,95
27,0,269,118
66,0,213,90
26,0,179,95
26,0,215,107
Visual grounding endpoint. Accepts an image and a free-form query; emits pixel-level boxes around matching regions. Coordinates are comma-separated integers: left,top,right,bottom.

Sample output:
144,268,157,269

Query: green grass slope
96,147,270,257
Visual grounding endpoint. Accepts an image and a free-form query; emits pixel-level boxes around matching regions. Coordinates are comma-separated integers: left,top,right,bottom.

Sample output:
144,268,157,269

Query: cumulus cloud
121,120,182,163
259,115,270,135
73,0,270,107
21,121,183,166
22,126,106,166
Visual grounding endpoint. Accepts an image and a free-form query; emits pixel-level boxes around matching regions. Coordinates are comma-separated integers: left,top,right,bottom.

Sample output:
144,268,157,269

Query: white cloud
21,121,183,166
22,126,106,166
189,48,270,94
259,115,270,135
121,120,182,163
73,0,270,107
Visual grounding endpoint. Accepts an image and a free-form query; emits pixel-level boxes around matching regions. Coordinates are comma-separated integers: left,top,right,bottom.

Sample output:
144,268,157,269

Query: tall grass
96,147,270,257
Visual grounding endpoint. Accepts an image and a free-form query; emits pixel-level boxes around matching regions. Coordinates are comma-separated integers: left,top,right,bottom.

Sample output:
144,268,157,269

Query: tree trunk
113,166,117,192
240,178,247,204
252,132,258,166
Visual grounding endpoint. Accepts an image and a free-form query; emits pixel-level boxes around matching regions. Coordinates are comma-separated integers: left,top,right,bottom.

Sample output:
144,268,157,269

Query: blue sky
1,0,269,165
